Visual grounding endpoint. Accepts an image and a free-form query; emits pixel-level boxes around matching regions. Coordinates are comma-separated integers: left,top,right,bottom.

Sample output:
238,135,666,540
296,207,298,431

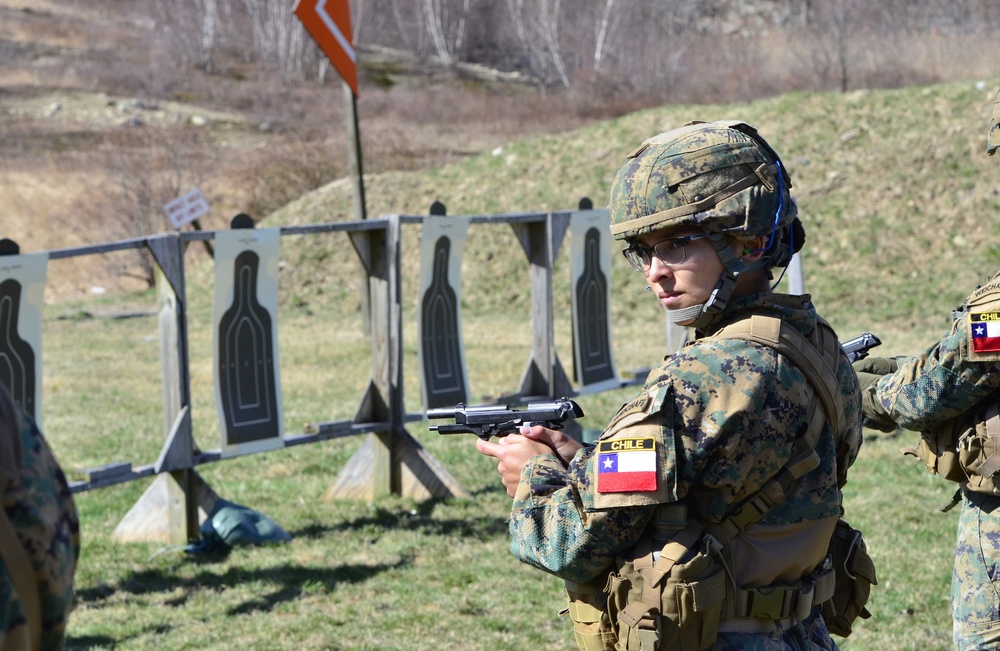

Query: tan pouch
820,519,877,637
606,523,725,651
564,577,617,651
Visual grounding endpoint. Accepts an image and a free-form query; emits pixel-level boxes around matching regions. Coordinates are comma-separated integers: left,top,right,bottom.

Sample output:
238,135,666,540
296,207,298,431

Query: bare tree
244,0,314,80
84,129,210,287
592,0,616,74
833,0,850,92
506,0,569,89
152,0,219,71
385,0,426,54
200,0,218,72
539,0,569,87
423,0,473,65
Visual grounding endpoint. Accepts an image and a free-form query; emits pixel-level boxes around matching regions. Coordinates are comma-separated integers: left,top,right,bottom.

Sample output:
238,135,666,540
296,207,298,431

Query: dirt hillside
0,0,602,299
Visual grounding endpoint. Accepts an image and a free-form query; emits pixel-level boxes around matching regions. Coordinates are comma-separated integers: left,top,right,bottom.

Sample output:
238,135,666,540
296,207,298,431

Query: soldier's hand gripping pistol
427,398,584,440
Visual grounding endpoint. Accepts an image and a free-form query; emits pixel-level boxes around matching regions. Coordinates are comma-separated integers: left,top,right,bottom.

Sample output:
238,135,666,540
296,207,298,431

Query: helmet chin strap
666,233,752,329
666,303,704,325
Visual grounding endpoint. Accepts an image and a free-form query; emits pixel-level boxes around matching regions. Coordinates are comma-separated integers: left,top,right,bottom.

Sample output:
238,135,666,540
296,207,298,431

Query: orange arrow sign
293,0,358,95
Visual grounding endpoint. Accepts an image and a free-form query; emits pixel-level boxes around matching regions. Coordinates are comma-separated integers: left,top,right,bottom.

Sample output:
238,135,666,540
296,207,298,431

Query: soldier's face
636,227,734,323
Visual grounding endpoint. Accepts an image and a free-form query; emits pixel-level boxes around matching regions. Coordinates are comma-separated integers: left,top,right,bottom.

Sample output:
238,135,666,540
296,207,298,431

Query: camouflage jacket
0,386,80,651
508,292,862,584
873,272,1000,432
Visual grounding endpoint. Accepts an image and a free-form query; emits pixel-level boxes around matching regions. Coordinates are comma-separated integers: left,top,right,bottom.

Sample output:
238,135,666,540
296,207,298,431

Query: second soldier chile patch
970,311,1000,355
967,274,1000,361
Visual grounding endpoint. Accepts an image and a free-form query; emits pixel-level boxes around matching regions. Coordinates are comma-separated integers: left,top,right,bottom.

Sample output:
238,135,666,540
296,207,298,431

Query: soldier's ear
740,236,767,260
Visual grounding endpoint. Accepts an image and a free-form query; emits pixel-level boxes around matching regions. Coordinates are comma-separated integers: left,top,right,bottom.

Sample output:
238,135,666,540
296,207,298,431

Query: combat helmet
609,120,804,327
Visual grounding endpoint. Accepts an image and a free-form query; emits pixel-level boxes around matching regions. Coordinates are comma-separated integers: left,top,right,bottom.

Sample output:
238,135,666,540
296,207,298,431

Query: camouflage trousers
713,607,838,651
953,491,1000,650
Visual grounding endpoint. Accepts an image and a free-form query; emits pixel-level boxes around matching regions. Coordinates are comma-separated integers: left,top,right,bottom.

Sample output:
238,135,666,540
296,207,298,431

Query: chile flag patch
971,313,1000,353
597,438,657,493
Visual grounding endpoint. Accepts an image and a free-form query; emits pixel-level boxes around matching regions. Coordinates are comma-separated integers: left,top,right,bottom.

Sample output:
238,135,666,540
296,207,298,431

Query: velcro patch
597,437,657,493
970,312,1000,353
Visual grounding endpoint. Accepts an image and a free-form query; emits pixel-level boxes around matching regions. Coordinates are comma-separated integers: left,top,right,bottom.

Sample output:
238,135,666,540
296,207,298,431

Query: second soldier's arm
871,312,1000,431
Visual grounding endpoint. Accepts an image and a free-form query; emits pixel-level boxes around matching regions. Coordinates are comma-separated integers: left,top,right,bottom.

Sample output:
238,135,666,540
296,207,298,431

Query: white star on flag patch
597,437,657,493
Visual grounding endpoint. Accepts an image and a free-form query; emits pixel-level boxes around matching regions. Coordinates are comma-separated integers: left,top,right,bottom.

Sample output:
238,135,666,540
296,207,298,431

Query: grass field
30,78,1000,649
61,426,960,651
38,266,961,651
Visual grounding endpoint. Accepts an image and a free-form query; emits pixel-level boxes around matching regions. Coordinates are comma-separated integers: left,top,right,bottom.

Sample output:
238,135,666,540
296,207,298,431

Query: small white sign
163,188,210,229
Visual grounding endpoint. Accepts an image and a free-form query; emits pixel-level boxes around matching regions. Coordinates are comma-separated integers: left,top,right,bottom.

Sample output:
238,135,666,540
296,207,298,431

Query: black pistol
842,332,882,363
427,398,584,440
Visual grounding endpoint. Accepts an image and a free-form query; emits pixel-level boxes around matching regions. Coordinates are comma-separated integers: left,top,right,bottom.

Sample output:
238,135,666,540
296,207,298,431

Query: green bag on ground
187,499,292,554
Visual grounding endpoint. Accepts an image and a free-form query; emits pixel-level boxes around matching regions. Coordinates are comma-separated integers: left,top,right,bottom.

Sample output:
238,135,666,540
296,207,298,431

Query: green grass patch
51,294,960,649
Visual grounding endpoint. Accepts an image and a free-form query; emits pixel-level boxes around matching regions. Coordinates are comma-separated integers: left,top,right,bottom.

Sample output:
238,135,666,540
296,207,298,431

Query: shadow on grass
70,495,513,640
288,496,510,541
63,626,173,651
74,557,411,615
66,633,125,650
67,626,170,650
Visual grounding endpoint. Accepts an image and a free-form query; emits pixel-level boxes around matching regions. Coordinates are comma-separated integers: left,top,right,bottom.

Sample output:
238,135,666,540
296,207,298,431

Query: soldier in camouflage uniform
854,93,1000,651
0,383,80,650
477,121,863,650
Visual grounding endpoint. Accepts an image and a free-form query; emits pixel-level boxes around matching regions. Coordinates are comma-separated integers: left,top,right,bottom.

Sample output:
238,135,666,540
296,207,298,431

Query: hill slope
270,79,1000,356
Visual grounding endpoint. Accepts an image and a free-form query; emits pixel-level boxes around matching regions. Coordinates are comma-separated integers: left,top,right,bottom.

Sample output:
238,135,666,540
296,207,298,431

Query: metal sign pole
344,81,367,220
294,0,364,219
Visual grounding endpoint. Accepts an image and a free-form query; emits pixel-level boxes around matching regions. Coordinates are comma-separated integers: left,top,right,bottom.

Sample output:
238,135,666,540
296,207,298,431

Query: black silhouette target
420,235,468,408
0,278,36,418
217,250,279,446
573,225,615,387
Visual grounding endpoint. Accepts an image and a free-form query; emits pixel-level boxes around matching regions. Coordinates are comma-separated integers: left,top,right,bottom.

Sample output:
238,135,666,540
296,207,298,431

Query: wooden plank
154,407,193,473
512,219,555,397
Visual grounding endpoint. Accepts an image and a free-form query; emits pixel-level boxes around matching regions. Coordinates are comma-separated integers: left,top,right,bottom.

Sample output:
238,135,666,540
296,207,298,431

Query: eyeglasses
621,233,708,272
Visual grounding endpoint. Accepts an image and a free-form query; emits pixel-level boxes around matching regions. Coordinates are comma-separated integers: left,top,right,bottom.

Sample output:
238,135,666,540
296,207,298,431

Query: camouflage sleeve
876,310,1000,431
664,338,828,520
837,341,864,480
507,448,654,584
505,328,854,581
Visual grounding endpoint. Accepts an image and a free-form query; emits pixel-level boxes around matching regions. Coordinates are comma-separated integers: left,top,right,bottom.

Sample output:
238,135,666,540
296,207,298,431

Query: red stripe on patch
973,335,1000,353
597,471,657,493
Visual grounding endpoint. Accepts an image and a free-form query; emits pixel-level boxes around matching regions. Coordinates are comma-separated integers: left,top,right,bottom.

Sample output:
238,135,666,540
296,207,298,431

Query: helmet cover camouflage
609,121,800,263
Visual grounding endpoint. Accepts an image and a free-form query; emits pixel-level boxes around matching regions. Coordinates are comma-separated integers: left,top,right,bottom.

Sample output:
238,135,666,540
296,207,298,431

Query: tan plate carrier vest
906,400,1000,508
566,313,868,651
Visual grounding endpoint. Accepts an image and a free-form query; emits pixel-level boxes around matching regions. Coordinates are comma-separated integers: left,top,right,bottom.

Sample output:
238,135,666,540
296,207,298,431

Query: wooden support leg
323,428,470,501
112,471,219,544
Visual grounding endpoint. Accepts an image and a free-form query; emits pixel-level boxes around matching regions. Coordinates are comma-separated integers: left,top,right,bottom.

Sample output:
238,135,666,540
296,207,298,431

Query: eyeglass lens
623,237,691,272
